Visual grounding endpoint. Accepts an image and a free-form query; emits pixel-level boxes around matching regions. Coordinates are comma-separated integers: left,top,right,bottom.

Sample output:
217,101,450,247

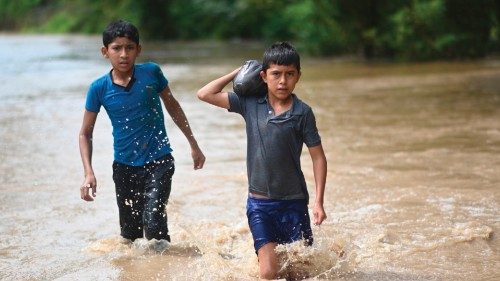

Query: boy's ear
260,70,267,83
101,46,108,58
137,44,142,56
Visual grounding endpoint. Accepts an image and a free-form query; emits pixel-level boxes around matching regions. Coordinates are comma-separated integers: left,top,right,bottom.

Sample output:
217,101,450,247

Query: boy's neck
111,68,134,87
268,94,293,115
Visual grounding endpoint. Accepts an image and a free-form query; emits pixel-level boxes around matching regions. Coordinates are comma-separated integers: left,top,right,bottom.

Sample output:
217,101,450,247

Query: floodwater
0,34,498,281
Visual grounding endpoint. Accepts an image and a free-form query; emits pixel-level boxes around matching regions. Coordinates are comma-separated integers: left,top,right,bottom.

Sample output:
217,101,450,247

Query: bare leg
257,242,279,280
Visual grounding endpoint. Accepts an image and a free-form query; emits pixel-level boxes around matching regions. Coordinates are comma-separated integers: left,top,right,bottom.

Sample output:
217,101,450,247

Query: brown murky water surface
0,35,499,280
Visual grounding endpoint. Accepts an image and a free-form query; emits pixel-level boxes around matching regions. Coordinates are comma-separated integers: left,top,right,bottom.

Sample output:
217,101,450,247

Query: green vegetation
1,0,498,60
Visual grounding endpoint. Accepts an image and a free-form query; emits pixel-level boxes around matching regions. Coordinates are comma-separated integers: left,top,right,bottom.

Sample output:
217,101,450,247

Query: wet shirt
228,93,321,201
85,62,172,166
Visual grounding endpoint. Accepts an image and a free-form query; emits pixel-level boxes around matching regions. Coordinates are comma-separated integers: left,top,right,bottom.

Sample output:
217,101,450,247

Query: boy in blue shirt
197,42,327,279
79,20,205,242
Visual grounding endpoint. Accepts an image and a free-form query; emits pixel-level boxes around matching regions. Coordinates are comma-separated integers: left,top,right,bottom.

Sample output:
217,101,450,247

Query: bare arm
79,110,98,201
160,86,205,169
308,144,327,225
196,67,241,109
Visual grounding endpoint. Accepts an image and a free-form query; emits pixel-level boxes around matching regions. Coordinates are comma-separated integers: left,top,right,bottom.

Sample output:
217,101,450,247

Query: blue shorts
246,197,313,253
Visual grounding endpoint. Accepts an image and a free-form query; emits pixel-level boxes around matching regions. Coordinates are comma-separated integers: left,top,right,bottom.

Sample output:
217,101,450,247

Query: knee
259,267,278,280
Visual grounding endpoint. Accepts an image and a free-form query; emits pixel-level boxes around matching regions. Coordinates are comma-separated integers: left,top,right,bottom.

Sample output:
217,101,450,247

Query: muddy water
0,34,498,281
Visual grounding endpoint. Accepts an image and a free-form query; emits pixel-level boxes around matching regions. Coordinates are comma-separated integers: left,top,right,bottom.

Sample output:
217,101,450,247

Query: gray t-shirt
228,92,321,201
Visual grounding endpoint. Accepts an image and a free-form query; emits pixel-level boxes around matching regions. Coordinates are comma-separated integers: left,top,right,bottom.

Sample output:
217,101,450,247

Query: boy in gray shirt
197,42,327,279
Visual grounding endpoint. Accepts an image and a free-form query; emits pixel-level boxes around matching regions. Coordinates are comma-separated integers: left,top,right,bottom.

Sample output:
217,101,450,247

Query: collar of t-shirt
108,67,136,92
257,94,303,119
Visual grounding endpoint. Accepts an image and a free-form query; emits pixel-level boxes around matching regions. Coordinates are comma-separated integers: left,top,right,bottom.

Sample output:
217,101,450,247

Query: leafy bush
1,0,498,60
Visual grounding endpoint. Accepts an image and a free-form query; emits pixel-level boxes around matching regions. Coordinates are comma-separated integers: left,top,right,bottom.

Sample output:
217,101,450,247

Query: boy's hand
80,174,97,201
191,147,206,170
313,203,327,225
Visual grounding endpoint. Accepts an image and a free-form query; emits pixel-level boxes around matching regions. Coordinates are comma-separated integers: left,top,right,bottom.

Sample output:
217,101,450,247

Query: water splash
83,222,358,280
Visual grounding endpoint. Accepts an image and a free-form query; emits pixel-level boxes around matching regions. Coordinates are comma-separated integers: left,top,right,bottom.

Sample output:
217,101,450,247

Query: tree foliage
1,0,498,60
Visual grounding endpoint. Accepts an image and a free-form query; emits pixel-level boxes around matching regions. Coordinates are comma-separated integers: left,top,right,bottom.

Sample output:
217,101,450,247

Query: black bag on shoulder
232,60,267,97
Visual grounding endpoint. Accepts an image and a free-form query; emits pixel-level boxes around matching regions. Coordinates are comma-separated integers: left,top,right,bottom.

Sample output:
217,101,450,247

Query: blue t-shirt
85,62,172,166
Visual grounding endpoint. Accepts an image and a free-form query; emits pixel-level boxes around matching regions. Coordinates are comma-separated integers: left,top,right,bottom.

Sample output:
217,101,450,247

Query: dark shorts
112,154,175,241
246,197,313,253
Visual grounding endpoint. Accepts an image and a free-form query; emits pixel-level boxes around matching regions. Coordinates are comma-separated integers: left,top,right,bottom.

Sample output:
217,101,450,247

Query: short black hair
262,42,301,72
102,20,139,47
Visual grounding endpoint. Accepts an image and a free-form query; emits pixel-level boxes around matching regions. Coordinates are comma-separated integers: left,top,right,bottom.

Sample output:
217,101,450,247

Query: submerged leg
113,163,144,241
143,155,175,241
257,242,280,280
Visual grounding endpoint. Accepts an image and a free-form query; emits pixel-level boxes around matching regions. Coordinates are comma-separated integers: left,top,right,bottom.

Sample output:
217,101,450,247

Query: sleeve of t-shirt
228,92,245,116
303,108,322,147
85,81,102,113
152,63,169,92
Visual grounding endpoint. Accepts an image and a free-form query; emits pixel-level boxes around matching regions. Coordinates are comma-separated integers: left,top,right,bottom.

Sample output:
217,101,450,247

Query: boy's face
101,37,141,75
260,63,301,101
